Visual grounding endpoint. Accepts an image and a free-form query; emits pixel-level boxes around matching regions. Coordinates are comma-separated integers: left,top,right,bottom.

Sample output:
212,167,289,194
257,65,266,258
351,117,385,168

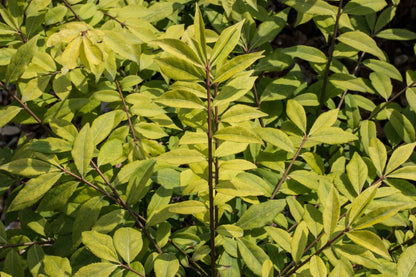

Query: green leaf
329,73,372,93
168,200,207,214
45,5,67,25
214,126,263,144
6,36,38,83
397,244,416,277
8,172,62,212
155,38,202,67
73,263,117,277
43,255,72,277
216,224,244,238
194,5,207,63
347,184,380,226
286,99,307,133
337,31,385,61
255,127,294,153
27,245,44,276
72,197,102,247
0,106,22,128
237,238,269,276
154,253,179,277
310,255,327,277
387,110,415,144
265,227,292,252
343,0,387,15
214,52,264,83
214,72,257,106
323,186,340,239
346,230,391,260
82,231,119,263
92,209,126,234
93,90,120,102
155,56,205,81
309,127,358,145
97,139,123,167
0,158,59,177
385,143,416,174
60,36,82,71
369,72,392,100
262,259,274,277
334,244,380,270
376,29,416,41
21,76,50,103
362,59,402,81
346,152,368,194
91,112,116,145
281,0,336,15
281,45,327,63
309,109,339,135
368,138,387,177
236,200,285,230
156,90,205,109
210,21,244,67
219,159,256,171
113,227,143,264
221,104,267,123
71,124,94,177
156,148,205,165
4,250,24,277
291,221,309,263
103,30,138,63
126,159,155,205
387,166,416,181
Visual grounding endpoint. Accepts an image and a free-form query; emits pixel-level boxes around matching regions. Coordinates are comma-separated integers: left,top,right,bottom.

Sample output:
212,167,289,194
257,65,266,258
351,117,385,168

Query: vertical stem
320,0,343,110
214,83,220,229
61,0,82,21
205,65,216,277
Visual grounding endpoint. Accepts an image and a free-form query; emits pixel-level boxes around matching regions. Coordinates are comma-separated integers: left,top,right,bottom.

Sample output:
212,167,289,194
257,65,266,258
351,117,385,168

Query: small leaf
309,109,339,135
347,184,380,226
323,186,340,238
388,166,416,181
126,159,155,205
281,45,327,63
397,244,416,277
194,5,207,62
255,128,294,153
262,259,274,277
214,52,264,83
286,99,307,134
221,104,267,123
291,221,309,263
113,227,143,264
82,231,119,263
71,124,94,177
343,0,387,15
236,200,285,230
73,263,117,277
376,29,416,41
309,127,358,145
156,90,205,109
346,152,368,194
155,56,205,81
8,172,62,212
91,112,116,145
72,197,102,247
216,224,244,238
214,73,256,106
6,36,38,83
168,200,207,214
337,31,385,61
0,106,22,128
210,21,244,66
237,238,269,276
155,38,202,67
265,227,292,252
310,255,327,277
214,126,263,144
156,149,205,165
281,0,336,15
362,59,402,81
385,143,416,174
154,253,179,277
0,158,59,177
370,72,392,100
368,138,387,177
43,255,72,277
346,230,391,260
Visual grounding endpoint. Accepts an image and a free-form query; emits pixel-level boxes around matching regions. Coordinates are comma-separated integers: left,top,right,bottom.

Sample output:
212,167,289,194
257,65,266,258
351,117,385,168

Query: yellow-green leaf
82,231,119,263
113,228,142,264
71,124,94,177
214,126,263,144
337,31,385,61
156,148,206,165
323,186,340,239
346,230,391,260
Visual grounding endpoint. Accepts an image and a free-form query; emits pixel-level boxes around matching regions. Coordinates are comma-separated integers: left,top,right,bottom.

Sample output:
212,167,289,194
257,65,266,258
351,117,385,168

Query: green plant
0,0,416,276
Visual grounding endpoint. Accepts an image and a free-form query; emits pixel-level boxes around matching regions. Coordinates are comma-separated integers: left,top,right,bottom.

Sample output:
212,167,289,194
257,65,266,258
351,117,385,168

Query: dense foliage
0,0,416,276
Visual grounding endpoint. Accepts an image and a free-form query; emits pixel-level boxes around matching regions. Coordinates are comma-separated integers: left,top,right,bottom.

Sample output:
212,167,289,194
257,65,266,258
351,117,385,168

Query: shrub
0,0,416,276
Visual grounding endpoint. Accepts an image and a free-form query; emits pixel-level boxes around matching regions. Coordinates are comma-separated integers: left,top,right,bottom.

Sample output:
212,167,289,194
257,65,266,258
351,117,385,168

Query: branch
61,0,81,21
271,134,308,199
118,263,145,277
101,11,126,27
90,161,163,254
320,0,343,110
0,238,54,249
